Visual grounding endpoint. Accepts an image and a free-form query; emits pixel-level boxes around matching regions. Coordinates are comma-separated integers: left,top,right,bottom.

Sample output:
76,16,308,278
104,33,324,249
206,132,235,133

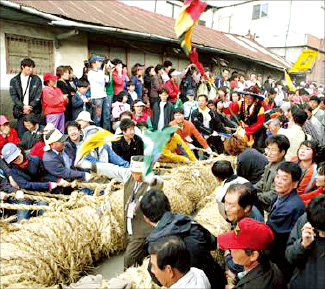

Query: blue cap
2,143,21,164
186,89,195,95
88,55,105,63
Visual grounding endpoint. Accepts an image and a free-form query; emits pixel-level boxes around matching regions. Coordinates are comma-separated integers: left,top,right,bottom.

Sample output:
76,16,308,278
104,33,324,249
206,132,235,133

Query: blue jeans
92,96,112,131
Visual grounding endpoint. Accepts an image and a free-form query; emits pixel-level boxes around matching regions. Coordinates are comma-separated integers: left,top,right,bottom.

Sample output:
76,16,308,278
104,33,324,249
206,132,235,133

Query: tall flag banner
142,126,178,177
290,50,318,73
75,130,121,164
284,70,296,92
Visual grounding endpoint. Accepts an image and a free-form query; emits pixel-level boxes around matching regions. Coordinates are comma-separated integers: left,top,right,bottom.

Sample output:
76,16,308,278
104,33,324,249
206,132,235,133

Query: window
252,3,268,20
5,34,54,75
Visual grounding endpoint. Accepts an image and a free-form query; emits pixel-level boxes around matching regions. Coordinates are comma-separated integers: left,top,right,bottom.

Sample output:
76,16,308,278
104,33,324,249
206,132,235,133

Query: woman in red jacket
163,69,180,105
42,72,68,133
300,161,325,205
0,114,20,153
291,140,318,197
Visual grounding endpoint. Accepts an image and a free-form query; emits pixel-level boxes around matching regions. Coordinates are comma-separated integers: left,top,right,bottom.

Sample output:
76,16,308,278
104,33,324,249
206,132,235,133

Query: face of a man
309,100,318,110
224,192,246,223
319,100,325,110
51,141,65,152
123,126,135,140
77,86,89,95
159,92,168,102
222,70,229,80
269,122,280,135
21,65,34,76
266,143,284,163
230,249,252,266
274,169,296,195
12,154,24,165
131,171,142,182
174,113,184,124
246,96,255,106
67,126,80,142
150,254,169,287
198,96,207,109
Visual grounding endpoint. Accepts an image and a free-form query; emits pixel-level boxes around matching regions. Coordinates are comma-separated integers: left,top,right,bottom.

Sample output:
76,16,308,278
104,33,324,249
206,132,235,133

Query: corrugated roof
5,0,291,69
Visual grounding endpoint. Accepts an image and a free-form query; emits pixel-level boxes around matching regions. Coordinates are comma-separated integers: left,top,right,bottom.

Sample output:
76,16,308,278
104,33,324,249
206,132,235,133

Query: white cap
44,129,67,151
130,155,144,173
171,70,181,77
134,101,145,107
76,111,94,123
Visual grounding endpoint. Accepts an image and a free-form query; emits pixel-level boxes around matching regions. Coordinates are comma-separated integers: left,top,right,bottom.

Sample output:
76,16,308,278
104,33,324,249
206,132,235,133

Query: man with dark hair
64,120,82,160
215,68,230,89
9,58,42,138
150,64,164,106
309,95,325,127
266,161,306,280
149,235,211,288
19,114,43,152
191,95,226,153
76,156,163,269
140,189,226,289
255,135,290,212
279,106,310,160
151,88,174,130
212,161,252,204
162,60,173,83
169,108,211,154
286,195,325,289
218,217,286,289
112,118,144,162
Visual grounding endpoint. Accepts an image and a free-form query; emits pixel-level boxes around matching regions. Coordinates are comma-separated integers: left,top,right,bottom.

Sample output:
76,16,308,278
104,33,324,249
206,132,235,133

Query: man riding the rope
234,86,267,152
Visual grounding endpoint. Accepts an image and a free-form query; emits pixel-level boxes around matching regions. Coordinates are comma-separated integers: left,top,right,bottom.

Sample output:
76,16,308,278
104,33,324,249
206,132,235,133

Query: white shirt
278,124,311,161
20,73,30,105
88,69,107,99
170,267,211,289
161,70,170,83
157,102,166,130
129,91,138,101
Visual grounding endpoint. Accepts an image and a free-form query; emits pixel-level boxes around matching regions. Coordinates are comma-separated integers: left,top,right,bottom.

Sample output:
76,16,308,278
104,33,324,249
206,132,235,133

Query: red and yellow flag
174,0,207,56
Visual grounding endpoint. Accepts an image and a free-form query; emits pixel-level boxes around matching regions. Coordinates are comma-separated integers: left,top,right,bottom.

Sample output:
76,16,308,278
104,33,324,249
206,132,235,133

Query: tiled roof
6,0,291,69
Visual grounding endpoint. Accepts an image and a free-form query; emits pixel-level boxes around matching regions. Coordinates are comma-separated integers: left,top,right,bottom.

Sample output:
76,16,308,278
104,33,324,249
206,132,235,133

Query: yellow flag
75,130,121,164
284,70,296,92
290,50,318,73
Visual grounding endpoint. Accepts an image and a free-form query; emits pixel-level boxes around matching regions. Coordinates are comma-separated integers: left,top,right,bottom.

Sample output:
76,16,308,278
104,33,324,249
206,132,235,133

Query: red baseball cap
43,72,58,81
218,217,274,251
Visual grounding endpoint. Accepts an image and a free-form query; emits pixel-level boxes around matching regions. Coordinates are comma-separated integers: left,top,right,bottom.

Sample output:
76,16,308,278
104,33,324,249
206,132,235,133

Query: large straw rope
1,155,234,288
0,187,124,289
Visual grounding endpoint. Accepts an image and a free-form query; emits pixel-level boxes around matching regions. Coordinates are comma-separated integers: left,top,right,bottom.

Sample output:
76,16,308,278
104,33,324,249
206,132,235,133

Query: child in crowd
132,100,152,130
71,79,92,121
183,89,198,121
112,92,131,123
127,81,138,103
0,114,20,153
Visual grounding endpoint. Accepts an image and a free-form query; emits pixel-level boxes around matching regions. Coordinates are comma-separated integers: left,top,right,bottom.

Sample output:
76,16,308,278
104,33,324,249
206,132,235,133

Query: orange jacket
169,119,208,149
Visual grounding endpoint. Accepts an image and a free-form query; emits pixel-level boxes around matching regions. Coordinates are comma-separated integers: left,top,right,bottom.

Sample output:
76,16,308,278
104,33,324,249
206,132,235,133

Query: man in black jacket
19,114,43,152
286,195,325,289
112,118,143,162
192,94,226,153
140,189,226,289
218,217,286,289
151,88,174,130
9,58,42,138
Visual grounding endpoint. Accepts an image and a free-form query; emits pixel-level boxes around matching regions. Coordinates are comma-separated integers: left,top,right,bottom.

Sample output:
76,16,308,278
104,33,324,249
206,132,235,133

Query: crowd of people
1,57,325,288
